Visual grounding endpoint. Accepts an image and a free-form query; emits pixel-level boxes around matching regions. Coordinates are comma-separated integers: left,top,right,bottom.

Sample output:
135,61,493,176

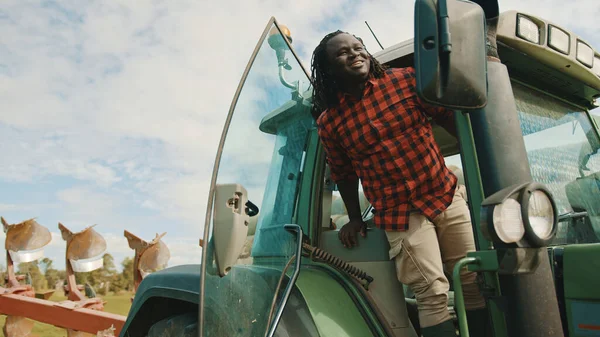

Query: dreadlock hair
310,30,387,120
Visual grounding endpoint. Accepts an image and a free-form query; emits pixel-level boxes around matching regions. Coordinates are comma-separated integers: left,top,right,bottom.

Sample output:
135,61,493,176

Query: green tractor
118,0,600,336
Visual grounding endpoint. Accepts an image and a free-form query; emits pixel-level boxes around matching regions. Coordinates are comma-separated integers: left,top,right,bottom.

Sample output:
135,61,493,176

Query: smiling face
325,33,371,86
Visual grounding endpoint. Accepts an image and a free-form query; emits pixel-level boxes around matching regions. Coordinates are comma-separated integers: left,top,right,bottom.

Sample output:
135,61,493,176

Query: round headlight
492,198,525,243
527,190,554,239
521,186,558,247
480,182,559,248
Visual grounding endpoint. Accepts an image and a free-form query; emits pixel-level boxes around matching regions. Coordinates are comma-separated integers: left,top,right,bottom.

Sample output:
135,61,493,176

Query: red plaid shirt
316,67,457,231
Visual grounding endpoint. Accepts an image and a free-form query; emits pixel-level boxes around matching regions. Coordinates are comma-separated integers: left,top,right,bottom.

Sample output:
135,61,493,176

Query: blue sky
1,0,599,271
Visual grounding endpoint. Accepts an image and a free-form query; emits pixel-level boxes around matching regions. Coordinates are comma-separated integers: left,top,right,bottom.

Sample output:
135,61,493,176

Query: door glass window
200,21,313,336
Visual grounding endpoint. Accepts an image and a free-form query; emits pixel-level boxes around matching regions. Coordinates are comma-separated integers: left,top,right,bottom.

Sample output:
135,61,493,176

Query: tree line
1,253,135,295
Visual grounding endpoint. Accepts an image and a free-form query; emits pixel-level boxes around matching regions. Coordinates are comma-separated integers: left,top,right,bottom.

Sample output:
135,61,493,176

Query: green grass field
1,291,133,337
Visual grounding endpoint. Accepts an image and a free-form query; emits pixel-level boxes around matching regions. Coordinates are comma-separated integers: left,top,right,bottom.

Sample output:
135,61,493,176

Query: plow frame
0,288,126,335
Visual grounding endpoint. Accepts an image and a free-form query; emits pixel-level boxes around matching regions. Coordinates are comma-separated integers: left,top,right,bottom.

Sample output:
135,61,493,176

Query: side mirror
414,0,488,110
212,183,252,277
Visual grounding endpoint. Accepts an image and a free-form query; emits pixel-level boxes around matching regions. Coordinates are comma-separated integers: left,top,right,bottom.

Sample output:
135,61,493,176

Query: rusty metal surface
2,285,35,298
5,251,21,289
3,316,34,337
35,290,55,300
59,223,107,260
124,230,146,251
2,217,51,252
67,329,97,337
68,327,115,337
139,238,170,273
0,291,125,335
125,231,170,291
2,220,122,337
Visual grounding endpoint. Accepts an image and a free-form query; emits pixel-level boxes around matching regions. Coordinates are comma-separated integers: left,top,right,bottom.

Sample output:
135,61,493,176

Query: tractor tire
146,312,198,337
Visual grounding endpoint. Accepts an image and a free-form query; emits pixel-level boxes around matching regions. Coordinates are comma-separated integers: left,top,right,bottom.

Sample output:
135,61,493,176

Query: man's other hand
338,219,367,248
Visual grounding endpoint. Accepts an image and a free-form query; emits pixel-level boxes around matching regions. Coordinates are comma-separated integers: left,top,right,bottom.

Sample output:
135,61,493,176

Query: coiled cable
302,243,374,286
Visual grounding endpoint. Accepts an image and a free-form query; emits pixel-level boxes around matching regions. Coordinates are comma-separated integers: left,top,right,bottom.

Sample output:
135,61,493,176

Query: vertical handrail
453,257,480,337
265,224,304,337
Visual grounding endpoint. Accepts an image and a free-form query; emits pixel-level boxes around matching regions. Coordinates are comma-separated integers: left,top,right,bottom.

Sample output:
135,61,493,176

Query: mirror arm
438,0,452,53
278,64,297,90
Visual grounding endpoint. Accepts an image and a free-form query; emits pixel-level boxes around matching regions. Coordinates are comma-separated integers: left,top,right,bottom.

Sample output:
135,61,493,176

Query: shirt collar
336,73,379,104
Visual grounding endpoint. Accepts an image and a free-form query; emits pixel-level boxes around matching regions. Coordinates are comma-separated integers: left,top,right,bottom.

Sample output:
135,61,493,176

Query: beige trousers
386,184,486,328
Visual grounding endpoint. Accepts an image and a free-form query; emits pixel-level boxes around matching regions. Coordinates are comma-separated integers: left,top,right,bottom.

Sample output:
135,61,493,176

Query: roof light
516,14,540,44
548,25,570,55
576,40,594,68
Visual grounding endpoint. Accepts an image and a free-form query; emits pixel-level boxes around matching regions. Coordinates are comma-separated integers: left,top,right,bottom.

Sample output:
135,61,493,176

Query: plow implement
0,290,125,336
1,217,171,336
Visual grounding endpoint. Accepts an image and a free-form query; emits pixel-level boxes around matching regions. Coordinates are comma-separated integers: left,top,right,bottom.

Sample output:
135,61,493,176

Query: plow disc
60,223,107,273
138,237,170,277
2,217,52,271
2,217,52,254
124,230,170,294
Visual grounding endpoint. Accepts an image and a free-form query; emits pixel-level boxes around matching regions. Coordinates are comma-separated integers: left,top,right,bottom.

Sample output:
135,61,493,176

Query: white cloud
0,204,19,212
56,186,119,212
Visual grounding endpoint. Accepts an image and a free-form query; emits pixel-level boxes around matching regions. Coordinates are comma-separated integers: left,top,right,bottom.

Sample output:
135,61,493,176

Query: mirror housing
212,183,251,277
414,0,488,110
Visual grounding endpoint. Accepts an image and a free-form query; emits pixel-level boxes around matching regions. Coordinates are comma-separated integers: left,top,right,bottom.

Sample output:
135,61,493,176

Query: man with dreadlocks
311,30,489,337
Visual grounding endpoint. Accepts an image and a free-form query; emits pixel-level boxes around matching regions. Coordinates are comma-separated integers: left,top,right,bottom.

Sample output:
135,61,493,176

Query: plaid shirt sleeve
405,67,455,126
316,111,359,182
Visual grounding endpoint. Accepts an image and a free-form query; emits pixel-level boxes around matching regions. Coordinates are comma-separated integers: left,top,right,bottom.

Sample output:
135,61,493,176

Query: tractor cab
194,3,600,335
7,1,600,336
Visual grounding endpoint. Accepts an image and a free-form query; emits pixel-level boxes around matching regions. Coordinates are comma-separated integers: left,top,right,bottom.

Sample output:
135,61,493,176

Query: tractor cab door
199,19,315,337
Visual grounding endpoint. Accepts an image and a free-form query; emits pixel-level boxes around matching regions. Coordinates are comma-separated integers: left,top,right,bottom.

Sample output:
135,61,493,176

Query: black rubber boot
421,319,457,337
465,308,492,337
